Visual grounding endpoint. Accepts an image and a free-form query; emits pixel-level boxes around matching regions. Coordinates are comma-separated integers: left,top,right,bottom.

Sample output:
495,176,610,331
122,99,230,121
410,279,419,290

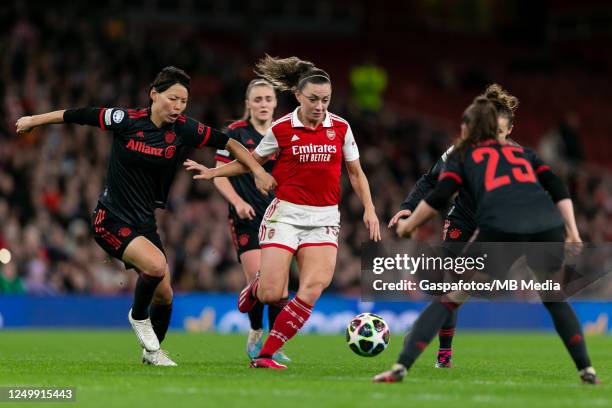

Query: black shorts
441,217,474,243
92,202,165,268
228,216,260,261
440,216,475,258
471,225,565,280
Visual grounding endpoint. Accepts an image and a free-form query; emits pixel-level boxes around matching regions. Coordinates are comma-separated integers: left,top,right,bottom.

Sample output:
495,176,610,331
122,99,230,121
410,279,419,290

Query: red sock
260,296,312,357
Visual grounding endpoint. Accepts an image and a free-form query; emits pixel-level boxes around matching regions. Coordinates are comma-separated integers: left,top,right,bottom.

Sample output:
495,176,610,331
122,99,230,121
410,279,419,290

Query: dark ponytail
454,97,499,158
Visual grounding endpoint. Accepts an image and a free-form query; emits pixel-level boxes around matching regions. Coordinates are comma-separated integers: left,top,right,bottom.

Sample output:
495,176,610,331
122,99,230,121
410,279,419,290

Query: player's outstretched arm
184,151,274,195
345,159,381,242
225,139,276,195
397,174,459,238
396,200,438,238
16,110,67,133
390,152,448,228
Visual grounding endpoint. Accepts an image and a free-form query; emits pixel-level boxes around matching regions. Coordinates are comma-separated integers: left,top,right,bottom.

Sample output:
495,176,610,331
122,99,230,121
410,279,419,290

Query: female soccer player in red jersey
213,78,290,362
185,56,381,369
16,66,275,366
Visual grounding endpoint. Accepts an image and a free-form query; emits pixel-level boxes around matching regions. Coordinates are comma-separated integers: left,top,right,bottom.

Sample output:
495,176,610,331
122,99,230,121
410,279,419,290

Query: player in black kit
389,84,518,368
213,78,290,363
15,66,276,366
375,96,600,384
389,84,590,371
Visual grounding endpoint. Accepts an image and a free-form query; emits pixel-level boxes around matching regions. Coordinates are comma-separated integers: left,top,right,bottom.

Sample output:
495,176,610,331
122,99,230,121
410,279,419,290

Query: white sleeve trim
441,145,455,162
216,149,230,158
342,125,360,162
255,127,279,157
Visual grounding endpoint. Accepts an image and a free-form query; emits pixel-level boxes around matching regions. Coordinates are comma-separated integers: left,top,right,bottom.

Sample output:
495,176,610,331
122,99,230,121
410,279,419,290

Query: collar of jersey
474,139,501,147
290,107,332,129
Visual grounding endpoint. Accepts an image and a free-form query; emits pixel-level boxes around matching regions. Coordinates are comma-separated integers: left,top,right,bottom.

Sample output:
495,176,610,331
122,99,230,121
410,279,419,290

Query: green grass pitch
1,331,610,407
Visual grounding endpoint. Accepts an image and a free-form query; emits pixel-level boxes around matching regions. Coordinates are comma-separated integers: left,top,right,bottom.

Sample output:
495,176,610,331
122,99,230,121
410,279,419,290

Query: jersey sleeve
524,148,551,175
342,125,360,162
524,148,570,202
215,128,238,163
254,127,279,157
400,157,443,211
438,153,464,185
178,116,230,150
63,107,130,132
424,177,460,211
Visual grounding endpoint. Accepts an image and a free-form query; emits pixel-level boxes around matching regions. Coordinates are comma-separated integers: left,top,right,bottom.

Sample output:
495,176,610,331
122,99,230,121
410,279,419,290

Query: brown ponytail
482,83,519,127
254,55,330,92
454,97,499,158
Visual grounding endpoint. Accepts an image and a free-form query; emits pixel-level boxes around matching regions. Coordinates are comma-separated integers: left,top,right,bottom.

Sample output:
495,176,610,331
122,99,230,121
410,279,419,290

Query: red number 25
472,146,536,191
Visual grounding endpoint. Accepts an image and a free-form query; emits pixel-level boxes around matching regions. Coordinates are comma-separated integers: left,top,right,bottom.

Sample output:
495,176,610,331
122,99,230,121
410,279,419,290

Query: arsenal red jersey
255,108,360,206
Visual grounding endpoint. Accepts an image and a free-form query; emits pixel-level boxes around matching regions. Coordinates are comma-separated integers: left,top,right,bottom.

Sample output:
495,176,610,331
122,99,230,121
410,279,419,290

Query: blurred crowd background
1,0,611,295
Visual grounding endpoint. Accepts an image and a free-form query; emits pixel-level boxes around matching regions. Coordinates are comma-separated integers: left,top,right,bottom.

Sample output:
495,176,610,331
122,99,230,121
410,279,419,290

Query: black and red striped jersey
215,120,275,225
66,107,229,226
435,140,563,234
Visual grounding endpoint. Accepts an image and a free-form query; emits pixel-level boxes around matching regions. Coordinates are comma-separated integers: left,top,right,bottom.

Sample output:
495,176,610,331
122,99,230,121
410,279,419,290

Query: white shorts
259,199,340,253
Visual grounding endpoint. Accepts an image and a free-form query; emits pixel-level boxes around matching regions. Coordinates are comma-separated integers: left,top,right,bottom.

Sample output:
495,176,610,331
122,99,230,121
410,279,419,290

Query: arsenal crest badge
268,228,275,239
326,129,336,140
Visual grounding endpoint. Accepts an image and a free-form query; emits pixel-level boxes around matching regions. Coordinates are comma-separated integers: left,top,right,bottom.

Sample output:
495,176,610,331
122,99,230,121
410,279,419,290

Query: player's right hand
395,218,415,239
388,209,412,228
15,116,35,134
235,201,256,220
183,159,216,180
254,171,277,196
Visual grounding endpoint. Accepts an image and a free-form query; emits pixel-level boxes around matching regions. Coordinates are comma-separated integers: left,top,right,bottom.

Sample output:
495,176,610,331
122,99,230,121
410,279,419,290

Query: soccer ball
345,313,390,357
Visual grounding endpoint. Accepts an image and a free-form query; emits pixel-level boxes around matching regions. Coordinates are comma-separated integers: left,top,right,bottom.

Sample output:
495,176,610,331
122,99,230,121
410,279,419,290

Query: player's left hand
388,209,412,228
565,233,584,258
364,207,381,242
183,159,216,180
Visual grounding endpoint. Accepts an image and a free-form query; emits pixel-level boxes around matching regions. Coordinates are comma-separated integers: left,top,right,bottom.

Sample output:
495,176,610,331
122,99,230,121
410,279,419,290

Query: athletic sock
267,297,289,332
543,301,591,370
259,296,312,357
131,273,163,320
248,302,264,331
150,302,173,343
397,301,458,369
438,307,458,349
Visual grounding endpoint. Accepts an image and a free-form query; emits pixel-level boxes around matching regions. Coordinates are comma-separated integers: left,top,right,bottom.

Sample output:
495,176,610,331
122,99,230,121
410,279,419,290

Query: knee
297,280,328,304
257,283,284,304
143,257,167,278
